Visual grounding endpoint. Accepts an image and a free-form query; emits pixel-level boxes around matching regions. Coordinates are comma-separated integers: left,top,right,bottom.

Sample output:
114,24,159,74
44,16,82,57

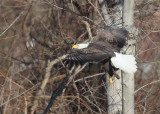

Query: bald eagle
64,26,137,82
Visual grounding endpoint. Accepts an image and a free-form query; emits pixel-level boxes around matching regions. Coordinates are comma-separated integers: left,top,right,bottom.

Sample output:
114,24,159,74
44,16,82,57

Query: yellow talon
109,77,114,84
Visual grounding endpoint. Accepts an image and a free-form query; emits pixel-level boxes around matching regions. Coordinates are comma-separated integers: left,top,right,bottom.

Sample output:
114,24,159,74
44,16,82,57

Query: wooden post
122,0,135,114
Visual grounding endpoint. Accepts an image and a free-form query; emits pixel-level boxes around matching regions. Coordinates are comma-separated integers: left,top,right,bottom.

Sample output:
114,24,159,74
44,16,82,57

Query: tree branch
30,55,67,114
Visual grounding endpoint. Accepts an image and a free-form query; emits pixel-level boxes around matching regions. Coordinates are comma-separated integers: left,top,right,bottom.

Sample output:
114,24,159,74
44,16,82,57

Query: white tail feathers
111,52,137,74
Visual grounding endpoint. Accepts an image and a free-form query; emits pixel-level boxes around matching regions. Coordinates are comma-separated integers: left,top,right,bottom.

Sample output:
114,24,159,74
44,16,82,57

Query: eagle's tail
111,52,137,74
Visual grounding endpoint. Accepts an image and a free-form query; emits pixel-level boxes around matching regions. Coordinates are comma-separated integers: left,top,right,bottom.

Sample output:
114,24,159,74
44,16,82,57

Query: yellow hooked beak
72,45,78,49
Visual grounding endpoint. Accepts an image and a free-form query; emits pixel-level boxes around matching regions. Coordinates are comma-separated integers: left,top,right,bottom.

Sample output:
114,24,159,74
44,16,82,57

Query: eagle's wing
88,41,120,53
65,47,112,65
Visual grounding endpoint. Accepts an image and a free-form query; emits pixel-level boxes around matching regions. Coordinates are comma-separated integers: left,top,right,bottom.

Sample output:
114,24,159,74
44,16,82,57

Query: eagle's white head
72,43,89,49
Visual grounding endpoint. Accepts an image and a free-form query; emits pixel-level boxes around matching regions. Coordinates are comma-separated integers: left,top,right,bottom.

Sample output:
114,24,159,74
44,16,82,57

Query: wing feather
65,47,114,64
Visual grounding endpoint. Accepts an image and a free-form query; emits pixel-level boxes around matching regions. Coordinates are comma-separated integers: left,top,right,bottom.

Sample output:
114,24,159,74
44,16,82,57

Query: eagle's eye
72,45,78,49
129,33,134,38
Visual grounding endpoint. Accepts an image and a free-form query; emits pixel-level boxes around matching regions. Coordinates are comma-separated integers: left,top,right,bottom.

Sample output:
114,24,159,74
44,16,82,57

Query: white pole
122,0,135,114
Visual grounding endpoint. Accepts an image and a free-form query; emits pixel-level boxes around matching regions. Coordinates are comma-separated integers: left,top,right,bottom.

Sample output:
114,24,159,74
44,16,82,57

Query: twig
30,55,68,114
43,73,70,114
143,86,153,114
48,74,66,83
0,12,23,37
0,51,32,65
74,72,105,83
43,0,99,27
88,0,107,25
84,80,103,114
0,83,39,107
81,20,93,42
0,69,33,95
68,64,87,85
134,80,160,94
43,63,87,114
24,95,28,114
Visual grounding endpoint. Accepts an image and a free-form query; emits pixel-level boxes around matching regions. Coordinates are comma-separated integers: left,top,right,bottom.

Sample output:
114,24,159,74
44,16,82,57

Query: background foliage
0,0,159,113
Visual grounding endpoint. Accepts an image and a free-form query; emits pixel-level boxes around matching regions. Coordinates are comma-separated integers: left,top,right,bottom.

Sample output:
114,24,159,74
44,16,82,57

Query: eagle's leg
99,58,110,73
112,66,120,79
108,59,115,84
100,59,119,84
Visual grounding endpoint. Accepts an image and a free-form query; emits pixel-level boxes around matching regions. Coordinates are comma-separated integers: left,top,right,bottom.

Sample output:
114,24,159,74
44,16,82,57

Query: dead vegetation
0,0,159,114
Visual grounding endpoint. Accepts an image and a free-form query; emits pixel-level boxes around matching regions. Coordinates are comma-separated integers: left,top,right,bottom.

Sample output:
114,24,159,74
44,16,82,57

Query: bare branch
134,80,160,94
43,63,87,114
81,20,93,42
0,12,23,37
0,83,39,107
74,72,105,82
30,55,67,114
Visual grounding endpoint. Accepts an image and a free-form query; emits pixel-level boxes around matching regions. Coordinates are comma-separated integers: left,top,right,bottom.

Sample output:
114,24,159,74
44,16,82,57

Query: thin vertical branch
24,95,28,114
